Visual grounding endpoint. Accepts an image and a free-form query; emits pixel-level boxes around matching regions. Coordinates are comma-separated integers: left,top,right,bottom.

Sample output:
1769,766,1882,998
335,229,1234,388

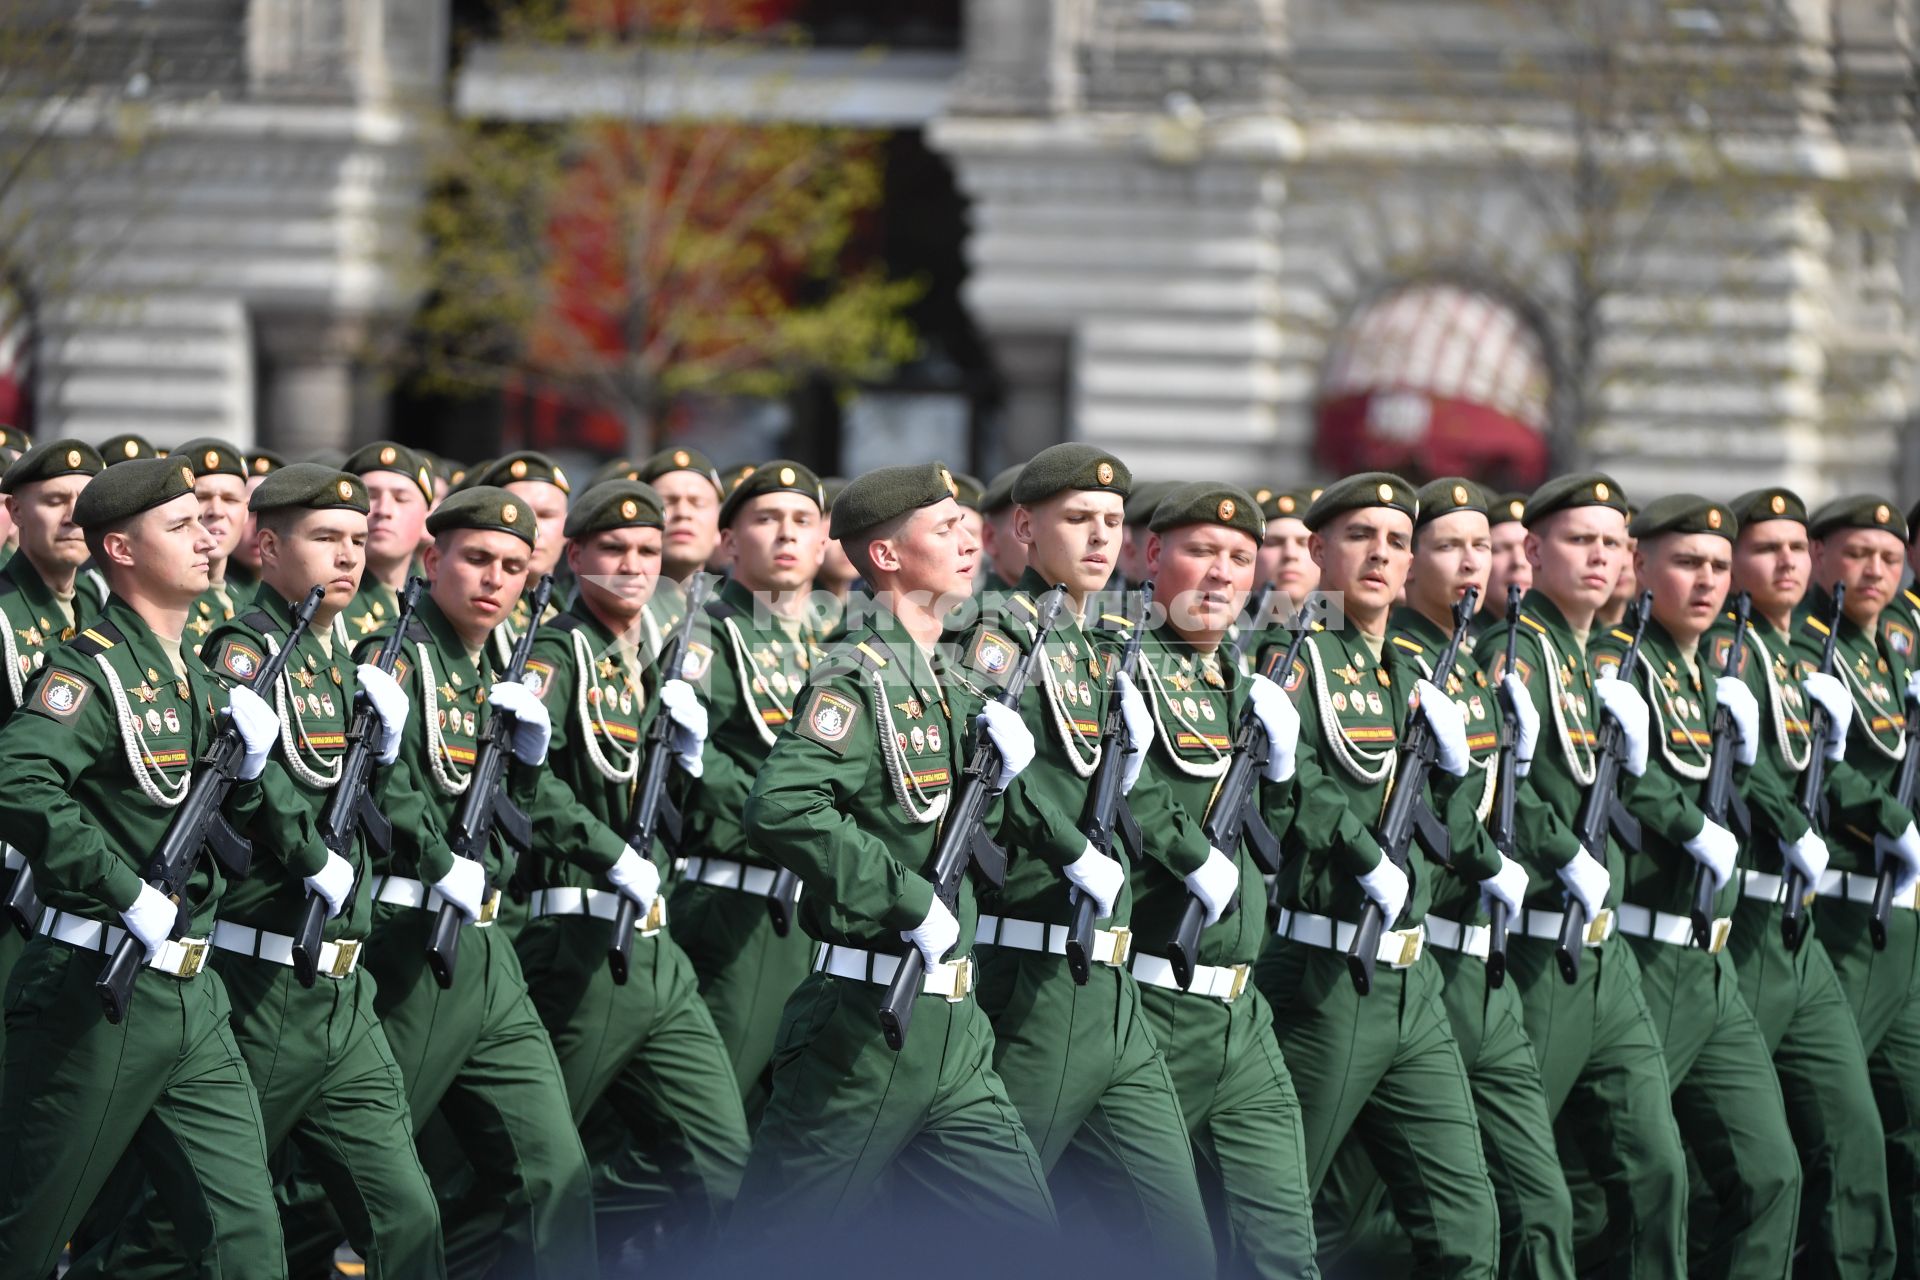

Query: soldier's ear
1144,531,1163,577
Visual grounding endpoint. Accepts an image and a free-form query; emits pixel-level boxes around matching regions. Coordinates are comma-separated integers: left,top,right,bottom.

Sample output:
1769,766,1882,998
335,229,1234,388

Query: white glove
1907,669,1920,706
120,882,177,957
355,664,409,766
1713,676,1760,767
1246,673,1299,783
1356,855,1410,925
1556,848,1612,919
902,895,959,971
1413,679,1470,777
606,846,662,910
1500,672,1539,777
1801,673,1852,762
1183,847,1239,927
303,850,355,920
658,679,707,776
1684,818,1739,894
431,855,488,921
486,680,551,766
1595,676,1650,777
1063,842,1125,921
975,701,1035,791
228,684,277,781
1114,670,1154,795
1479,853,1529,919
1882,822,1920,901
1782,830,1829,887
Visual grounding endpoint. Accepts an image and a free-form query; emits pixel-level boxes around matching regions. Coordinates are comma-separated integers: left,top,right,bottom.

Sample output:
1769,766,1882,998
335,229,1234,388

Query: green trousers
1729,894,1895,1278
1816,896,1920,1276
69,954,444,1280
1254,937,1500,1278
730,969,1057,1240
1132,971,1320,1279
1317,946,1576,1280
1505,934,1687,1278
0,901,20,1061
0,938,285,1280
1626,934,1801,1278
975,948,1218,1274
669,877,817,1113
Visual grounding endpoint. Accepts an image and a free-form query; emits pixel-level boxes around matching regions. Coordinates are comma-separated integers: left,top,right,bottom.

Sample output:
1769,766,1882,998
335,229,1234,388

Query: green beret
1727,488,1806,530
73,456,197,529
830,462,961,540
1808,494,1907,543
1256,486,1317,523
1012,443,1130,505
344,441,434,502
1414,477,1489,529
467,450,571,496
0,425,31,453
248,463,369,515
564,479,664,538
175,437,247,480
1630,494,1735,543
0,439,104,494
1522,472,1628,527
719,459,825,527
980,464,1023,515
1148,481,1265,541
1487,492,1529,527
589,457,642,489
1123,479,1181,526
100,432,158,465
719,462,760,497
424,484,537,549
637,446,723,497
248,449,288,478
1304,472,1417,532
950,472,986,512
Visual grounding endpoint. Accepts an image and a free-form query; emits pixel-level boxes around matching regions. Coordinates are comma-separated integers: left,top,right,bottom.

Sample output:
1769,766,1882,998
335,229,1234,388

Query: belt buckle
1708,917,1733,954
329,938,360,978
943,956,973,1003
477,890,501,925
1226,963,1249,1003
1587,908,1613,945
1394,929,1422,969
641,896,665,937
1105,926,1132,966
178,940,208,978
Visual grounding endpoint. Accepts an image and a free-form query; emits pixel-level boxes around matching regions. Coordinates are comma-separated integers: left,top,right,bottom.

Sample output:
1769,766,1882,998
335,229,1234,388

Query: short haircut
843,508,914,584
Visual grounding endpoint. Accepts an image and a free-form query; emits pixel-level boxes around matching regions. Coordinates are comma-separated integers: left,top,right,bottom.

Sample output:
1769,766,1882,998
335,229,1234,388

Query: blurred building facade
7,1,1920,501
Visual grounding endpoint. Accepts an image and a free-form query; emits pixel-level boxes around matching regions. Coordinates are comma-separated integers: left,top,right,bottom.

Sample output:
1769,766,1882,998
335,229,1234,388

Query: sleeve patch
1884,621,1914,660
1282,658,1306,694
794,688,860,755
392,656,411,685
680,641,712,682
1594,656,1622,681
217,640,264,683
522,659,554,700
1488,654,1532,685
969,629,1018,683
37,670,90,717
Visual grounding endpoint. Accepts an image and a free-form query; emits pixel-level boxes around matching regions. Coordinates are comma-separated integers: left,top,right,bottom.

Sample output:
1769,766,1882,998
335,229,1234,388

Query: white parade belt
974,913,1131,967
211,920,362,978
1614,902,1732,953
39,908,209,979
527,886,664,935
814,943,973,1001
1129,951,1250,1002
1273,907,1424,969
373,875,500,927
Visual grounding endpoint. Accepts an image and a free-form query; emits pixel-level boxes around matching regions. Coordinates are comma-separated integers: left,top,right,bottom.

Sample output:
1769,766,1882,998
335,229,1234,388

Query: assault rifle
1782,584,1843,951
1691,592,1750,950
1486,584,1525,988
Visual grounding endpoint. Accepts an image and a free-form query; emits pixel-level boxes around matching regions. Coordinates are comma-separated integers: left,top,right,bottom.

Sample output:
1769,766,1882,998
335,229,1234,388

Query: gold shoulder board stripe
1012,594,1037,616
81,628,114,648
1905,588,1920,609
1805,616,1831,636
1610,629,1634,643
1100,614,1131,628
855,641,889,668
1390,636,1424,653
1519,615,1548,634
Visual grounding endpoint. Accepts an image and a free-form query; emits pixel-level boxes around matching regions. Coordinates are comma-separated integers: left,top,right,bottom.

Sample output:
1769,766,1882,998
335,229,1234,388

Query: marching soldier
1795,496,1920,1269
0,423,29,560
1714,487,1895,1275
1477,475,1690,1275
1592,496,1801,1275
99,432,158,464
1252,472,1500,1276
1255,486,1319,612
177,438,252,645
978,464,1026,594
1120,481,1321,1278
512,479,750,1259
0,458,289,1279
952,443,1218,1269
673,461,830,1110
1481,493,1532,635
463,451,571,654
734,461,1055,1238
635,447,724,654
342,441,435,642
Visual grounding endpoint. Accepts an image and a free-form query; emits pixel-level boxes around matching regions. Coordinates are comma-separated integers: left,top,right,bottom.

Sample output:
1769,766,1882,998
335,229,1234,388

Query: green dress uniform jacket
1252,619,1500,1277
1793,586,1920,1271
734,599,1056,1236
951,573,1215,1273
1708,608,1897,1276
1478,592,1689,1276
671,575,826,1109
1590,619,1802,1278
0,599,286,1280
184,581,241,652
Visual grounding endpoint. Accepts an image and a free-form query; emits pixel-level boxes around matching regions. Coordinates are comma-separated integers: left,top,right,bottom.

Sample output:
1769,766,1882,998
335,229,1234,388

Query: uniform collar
417,594,484,674
1388,603,1451,651
1517,588,1580,643
2,551,70,619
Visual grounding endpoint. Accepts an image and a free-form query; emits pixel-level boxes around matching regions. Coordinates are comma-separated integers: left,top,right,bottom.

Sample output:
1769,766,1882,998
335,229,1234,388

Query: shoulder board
238,609,278,636
1804,615,1831,637
1010,592,1038,618
543,611,590,636
703,596,739,623
1518,615,1548,634
1098,613,1132,630
1609,629,1634,644
1390,635,1424,655
852,640,889,671
70,620,126,658
404,620,431,644
1904,587,1920,611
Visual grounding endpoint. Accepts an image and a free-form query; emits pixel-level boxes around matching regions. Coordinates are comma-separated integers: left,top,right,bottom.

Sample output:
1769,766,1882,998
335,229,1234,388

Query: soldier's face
1637,532,1731,641
233,474,267,571
1811,528,1906,625
426,528,532,645
1486,521,1532,605
505,479,568,578
1732,520,1809,621
722,492,826,595
192,473,248,564
1118,525,1152,584
1015,491,1125,600
869,497,977,604
1409,510,1491,620
105,492,215,605
654,472,721,579
1526,508,1627,616
6,474,91,572
570,525,662,623
365,473,428,565
1257,518,1316,606
1610,538,1639,605
260,509,368,620
981,510,1026,584
1309,508,1413,627
1147,524,1257,640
